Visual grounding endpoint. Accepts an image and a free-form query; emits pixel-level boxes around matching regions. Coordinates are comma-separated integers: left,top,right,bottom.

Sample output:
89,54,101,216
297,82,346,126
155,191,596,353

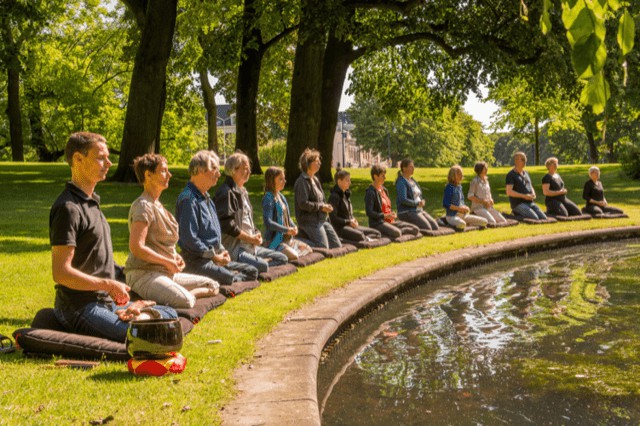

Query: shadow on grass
0,238,50,254
89,371,135,382
0,317,33,328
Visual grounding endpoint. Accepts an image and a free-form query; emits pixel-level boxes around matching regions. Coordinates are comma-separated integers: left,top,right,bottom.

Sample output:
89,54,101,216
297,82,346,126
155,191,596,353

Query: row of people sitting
48,132,623,344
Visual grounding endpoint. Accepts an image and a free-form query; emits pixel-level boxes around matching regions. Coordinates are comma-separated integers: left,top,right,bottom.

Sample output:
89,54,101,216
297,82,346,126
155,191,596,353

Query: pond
319,240,640,425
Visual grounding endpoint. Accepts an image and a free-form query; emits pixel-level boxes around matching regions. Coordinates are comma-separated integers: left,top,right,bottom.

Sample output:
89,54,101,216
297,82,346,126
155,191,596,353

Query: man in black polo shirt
505,151,547,220
50,132,176,342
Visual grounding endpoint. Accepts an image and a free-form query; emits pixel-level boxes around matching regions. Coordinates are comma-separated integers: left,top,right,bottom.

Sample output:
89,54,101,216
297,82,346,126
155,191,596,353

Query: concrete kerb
221,226,640,425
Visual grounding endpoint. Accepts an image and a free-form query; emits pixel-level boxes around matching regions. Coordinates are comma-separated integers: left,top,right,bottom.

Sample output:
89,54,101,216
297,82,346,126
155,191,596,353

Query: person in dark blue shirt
505,152,547,220
175,151,258,285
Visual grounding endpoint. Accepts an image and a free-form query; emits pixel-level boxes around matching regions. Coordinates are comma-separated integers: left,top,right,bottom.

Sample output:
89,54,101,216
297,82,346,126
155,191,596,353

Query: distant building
332,111,382,169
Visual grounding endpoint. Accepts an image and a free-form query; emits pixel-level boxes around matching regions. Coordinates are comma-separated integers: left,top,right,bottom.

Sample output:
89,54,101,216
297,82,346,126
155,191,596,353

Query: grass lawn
0,162,637,425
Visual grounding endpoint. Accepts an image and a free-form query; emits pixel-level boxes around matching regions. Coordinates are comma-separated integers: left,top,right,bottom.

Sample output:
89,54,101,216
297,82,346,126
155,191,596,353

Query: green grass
0,162,638,425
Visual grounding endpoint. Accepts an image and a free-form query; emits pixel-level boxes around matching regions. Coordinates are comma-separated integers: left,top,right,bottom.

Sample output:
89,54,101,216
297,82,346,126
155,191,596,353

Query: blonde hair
448,165,463,184
513,151,527,163
224,152,250,176
544,157,558,169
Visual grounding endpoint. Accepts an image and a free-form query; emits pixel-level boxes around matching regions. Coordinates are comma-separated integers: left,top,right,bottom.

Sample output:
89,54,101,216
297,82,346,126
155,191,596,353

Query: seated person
50,132,176,343
176,150,259,285
443,165,488,230
505,152,547,220
293,148,342,248
582,166,624,215
467,161,506,225
125,154,219,309
214,152,288,272
541,157,582,217
365,164,420,239
262,167,312,261
329,170,382,242
396,158,439,231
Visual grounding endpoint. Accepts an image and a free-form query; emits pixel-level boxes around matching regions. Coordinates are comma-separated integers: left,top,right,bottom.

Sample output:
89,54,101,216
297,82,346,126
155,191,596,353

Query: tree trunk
235,0,263,174
317,31,356,183
27,92,61,162
284,13,327,184
112,0,177,182
582,110,599,163
199,69,219,153
2,16,24,162
534,116,539,166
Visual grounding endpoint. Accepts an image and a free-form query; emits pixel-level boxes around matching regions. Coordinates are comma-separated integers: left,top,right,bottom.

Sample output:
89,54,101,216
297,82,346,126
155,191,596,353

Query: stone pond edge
221,226,640,425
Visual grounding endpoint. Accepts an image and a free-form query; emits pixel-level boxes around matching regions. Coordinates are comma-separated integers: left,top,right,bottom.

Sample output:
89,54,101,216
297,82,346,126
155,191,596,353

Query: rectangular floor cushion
217,280,261,298
173,294,227,324
391,233,422,243
421,227,456,237
487,219,520,228
14,308,194,361
503,213,558,225
258,263,298,281
290,252,325,267
340,237,392,249
580,208,629,219
312,244,358,258
548,214,593,221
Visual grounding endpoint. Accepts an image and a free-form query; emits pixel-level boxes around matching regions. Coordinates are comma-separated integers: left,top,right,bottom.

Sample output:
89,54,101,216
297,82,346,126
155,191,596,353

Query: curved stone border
221,226,640,425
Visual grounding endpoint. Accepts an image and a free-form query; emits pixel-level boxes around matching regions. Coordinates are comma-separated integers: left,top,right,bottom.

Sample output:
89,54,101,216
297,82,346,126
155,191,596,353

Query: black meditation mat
340,237,392,249
548,214,592,221
14,308,194,361
503,213,558,225
258,263,298,281
290,252,325,267
486,219,519,228
312,244,358,258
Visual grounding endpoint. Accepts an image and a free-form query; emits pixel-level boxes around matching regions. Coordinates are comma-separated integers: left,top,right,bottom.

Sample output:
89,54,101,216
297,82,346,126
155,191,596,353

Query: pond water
319,240,640,425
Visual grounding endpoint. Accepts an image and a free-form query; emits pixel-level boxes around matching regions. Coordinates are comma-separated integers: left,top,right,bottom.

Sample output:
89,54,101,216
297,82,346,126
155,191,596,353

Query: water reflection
321,242,640,425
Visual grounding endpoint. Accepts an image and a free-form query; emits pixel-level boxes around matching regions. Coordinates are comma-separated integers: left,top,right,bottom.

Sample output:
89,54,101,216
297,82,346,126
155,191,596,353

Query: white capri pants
471,207,506,224
446,213,488,230
127,270,219,309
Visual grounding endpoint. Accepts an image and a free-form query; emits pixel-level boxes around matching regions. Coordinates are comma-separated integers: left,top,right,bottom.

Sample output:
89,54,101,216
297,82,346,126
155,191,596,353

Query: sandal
0,334,16,354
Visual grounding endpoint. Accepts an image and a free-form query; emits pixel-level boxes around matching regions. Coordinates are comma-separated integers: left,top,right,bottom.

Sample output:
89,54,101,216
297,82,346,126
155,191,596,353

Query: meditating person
467,161,506,225
582,166,625,216
125,154,219,309
365,164,421,239
541,157,582,217
294,148,342,248
176,150,259,285
505,152,547,220
443,165,488,230
395,158,439,232
329,169,382,242
50,132,176,343
262,167,312,261
214,152,288,272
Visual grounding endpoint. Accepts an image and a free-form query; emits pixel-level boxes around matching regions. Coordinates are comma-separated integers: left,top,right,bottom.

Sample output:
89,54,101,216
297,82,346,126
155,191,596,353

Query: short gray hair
189,150,219,176
588,165,600,175
224,152,250,176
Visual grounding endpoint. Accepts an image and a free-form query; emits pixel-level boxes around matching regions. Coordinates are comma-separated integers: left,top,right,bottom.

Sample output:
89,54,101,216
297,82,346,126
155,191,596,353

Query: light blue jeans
237,246,289,273
54,301,177,343
512,202,547,220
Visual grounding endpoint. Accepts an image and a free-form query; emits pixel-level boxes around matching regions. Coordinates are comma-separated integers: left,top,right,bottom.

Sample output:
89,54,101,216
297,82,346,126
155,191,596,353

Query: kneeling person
50,132,176,343
329,170,381,242
125,154,219,309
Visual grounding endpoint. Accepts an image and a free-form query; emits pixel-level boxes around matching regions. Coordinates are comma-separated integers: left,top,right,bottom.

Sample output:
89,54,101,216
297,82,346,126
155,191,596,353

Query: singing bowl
126,318,183,359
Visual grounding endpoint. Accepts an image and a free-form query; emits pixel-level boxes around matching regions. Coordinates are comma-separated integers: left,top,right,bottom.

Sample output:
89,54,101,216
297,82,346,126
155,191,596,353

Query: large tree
112,0,178,182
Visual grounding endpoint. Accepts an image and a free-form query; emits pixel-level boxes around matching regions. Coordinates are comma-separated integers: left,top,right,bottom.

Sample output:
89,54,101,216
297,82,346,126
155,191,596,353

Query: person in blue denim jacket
395,158,439,232
262,167,312,261
175,150,258,284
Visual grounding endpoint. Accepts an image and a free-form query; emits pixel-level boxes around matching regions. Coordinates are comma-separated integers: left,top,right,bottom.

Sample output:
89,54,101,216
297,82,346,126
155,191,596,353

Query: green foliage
258,139,286,167
0,163,636,424
349,96,494,167
542,0,636,114
619,137,640,179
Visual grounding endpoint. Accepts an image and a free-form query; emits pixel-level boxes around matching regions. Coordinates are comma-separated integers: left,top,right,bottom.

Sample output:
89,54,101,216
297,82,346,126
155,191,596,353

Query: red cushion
127,352,187,376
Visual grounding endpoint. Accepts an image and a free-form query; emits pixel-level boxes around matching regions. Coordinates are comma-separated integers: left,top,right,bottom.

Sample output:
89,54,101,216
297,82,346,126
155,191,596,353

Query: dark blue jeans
183,255,259,285
54,301,177,343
